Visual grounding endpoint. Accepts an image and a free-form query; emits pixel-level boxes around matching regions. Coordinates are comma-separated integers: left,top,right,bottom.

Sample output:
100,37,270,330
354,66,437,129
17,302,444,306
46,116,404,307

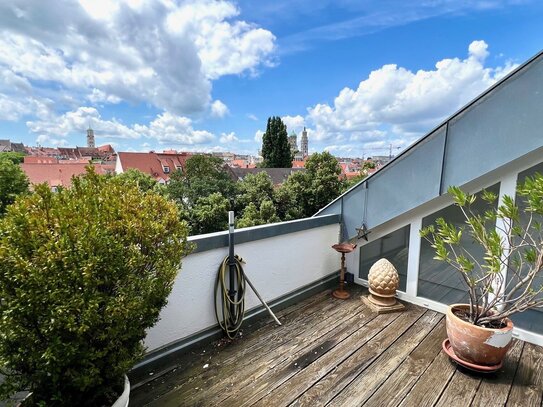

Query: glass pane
508,163,543,334
418,183,500,304
359,225,410,292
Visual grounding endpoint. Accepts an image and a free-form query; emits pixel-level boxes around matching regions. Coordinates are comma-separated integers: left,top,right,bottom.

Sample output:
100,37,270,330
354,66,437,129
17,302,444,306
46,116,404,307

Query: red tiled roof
292,160,306,168
117,152,192,182
21,163,115,188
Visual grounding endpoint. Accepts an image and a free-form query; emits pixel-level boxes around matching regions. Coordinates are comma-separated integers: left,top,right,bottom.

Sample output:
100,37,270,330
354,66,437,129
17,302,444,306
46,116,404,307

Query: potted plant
420,174,543,367
0,168,190,406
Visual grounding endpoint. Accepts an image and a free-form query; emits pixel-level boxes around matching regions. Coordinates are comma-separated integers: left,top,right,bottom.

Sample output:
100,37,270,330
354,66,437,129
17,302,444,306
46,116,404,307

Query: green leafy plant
0,168,190,406
420,174,543,327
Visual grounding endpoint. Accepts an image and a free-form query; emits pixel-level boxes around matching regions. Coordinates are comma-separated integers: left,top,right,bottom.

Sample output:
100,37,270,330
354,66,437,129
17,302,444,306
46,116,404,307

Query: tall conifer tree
261,116,292,168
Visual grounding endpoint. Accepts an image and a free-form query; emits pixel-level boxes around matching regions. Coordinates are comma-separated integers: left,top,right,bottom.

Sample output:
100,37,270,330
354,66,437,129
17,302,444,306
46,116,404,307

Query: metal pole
244,274,282,326
228,211,236,324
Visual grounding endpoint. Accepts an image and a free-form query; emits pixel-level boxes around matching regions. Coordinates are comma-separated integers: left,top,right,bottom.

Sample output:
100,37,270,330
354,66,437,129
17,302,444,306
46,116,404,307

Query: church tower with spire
301,127,308,158
87,126,95,148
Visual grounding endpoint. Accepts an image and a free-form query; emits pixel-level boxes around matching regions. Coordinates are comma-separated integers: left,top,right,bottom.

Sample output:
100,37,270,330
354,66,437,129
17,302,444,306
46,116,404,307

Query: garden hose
215,254,246,339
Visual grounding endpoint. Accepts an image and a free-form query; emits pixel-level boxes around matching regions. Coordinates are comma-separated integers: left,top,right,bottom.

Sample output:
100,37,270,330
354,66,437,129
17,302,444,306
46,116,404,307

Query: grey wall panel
365,127,446,228
342,186,367,240
442,55,543,189
317,199,342,217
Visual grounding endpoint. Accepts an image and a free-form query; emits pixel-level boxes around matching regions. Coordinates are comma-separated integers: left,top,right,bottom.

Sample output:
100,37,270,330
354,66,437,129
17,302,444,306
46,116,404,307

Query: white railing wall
144,216,340,352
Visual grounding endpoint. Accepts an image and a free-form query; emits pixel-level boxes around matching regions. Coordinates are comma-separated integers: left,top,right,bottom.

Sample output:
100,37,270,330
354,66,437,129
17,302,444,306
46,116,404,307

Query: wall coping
188,214,340,254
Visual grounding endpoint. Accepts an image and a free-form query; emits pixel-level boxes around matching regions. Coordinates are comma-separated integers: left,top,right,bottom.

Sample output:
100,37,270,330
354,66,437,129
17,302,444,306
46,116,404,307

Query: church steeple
301,126,308,158
87,126,95,148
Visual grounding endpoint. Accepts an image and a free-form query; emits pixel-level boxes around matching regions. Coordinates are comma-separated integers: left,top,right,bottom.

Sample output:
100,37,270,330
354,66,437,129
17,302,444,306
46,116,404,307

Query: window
163,166,170,173
507,163,543,334
359,225,410,292
418,183,500,304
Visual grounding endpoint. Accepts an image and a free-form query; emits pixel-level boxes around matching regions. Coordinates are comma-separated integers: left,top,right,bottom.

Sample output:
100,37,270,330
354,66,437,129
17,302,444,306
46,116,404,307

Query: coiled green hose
215,255,246,339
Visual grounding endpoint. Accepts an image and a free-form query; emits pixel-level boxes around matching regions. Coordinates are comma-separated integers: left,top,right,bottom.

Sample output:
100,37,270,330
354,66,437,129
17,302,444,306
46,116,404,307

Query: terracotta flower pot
446,304,513,366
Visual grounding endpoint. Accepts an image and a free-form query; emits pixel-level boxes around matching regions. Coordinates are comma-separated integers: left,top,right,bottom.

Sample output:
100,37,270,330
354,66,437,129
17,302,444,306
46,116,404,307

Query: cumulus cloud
254,129,265,143
211,100,229,118
134,112,216,145
219,132,239,143
247,113,258,121
306,40,517,148
27,106,217,147
27,107,140,141
0,0,275,118
282,115,306,134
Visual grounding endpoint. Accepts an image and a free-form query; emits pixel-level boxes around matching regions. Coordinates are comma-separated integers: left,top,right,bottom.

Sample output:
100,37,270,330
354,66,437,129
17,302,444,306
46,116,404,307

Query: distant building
87,127,95,148
21,159,114,190
116,151,191,184
300,127,308,158
26,145,115,162
0,139,25,153
288,132,298,154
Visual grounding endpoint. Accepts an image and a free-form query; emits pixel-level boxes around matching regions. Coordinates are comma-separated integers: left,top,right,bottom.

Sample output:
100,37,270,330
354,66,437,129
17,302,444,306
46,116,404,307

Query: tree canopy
0,155,29,216
261,116,292,168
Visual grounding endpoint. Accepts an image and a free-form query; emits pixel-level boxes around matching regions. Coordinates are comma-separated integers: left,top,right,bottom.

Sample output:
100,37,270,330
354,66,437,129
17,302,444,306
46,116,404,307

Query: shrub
0,168,190,406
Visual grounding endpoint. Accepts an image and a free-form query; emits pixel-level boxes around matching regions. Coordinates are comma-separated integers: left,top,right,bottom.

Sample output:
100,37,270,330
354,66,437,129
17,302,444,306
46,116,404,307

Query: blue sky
0,0,542,157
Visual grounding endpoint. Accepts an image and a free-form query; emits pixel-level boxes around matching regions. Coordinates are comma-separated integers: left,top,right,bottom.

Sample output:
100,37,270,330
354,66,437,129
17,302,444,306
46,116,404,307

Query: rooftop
131,286,543,407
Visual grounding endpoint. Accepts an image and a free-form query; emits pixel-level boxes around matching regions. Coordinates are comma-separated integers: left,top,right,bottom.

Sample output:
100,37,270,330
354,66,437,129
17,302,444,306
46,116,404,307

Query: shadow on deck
131,286,543,407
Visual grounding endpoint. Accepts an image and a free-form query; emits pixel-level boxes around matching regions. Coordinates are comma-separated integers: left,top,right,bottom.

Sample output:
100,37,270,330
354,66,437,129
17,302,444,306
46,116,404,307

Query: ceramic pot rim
447,303,513,333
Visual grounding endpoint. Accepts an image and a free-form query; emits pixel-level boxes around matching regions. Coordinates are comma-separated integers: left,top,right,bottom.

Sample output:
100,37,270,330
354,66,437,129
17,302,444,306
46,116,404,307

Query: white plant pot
112,375,130,407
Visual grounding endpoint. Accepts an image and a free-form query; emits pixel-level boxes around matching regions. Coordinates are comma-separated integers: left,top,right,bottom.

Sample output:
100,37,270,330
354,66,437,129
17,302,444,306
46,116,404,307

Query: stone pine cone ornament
368,258,399,306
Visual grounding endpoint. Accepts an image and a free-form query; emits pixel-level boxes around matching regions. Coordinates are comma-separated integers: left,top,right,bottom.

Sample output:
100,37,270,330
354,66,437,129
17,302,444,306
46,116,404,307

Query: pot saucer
442,339,503,373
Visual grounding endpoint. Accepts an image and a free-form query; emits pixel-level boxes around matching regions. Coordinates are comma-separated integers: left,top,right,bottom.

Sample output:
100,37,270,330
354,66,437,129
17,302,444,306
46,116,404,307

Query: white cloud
135,112,216,145
27,106,140,141
247,113,258,121
27,106,217,146
219,132,239,143
282,115,306,134
211,100,229,118
254,129,264,142
0,0,276,118
36,134,68,147
306,40,517,145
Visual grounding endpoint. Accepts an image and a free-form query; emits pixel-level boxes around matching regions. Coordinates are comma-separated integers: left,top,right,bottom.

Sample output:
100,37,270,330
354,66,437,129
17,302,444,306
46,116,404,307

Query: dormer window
163,166,170,173
175,165,182,172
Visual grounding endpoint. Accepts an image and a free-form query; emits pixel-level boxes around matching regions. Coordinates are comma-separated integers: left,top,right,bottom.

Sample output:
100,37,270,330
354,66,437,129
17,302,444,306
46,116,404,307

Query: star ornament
356,223,371,241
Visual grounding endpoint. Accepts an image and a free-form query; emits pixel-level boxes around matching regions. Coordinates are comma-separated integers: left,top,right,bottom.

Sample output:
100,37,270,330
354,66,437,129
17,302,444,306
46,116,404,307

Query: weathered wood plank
507,342,543,407
255,306,426,407
398,349,456,407
132,288,338,406
213,302,387,407
186,296,375,407
361,319,446,407
433,368,482,407
149,292,368,406
326,311,443,406
471,339,524,407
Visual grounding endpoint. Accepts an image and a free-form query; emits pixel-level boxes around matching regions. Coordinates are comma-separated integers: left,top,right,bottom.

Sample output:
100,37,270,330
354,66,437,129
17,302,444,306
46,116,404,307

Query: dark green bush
0,168,190,406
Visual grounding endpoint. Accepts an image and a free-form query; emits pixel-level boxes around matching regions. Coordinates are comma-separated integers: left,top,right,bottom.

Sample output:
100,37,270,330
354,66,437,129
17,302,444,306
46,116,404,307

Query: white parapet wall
144,216,340,352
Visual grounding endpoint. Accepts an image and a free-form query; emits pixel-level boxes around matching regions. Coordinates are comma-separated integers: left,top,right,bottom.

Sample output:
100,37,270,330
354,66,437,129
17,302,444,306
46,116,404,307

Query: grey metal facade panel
317,199,342,217
442,55,543,189
341,185,367,240
365,127,446,228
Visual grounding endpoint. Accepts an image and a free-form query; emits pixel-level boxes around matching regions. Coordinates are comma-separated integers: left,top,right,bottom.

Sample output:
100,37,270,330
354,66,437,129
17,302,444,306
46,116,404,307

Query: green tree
0,156,29,216
237,199,280,228
116,168,162,193
0,152,25,164
0,168,189,406
191,192,230,234
261,116,292,168
236,171,275,210
275,171,308,220
165,155,236,234
166,155,236,210
304,151,344,215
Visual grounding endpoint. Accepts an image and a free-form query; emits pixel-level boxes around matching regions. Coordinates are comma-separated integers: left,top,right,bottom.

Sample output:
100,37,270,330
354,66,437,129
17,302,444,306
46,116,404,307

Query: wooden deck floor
131,287,543,407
